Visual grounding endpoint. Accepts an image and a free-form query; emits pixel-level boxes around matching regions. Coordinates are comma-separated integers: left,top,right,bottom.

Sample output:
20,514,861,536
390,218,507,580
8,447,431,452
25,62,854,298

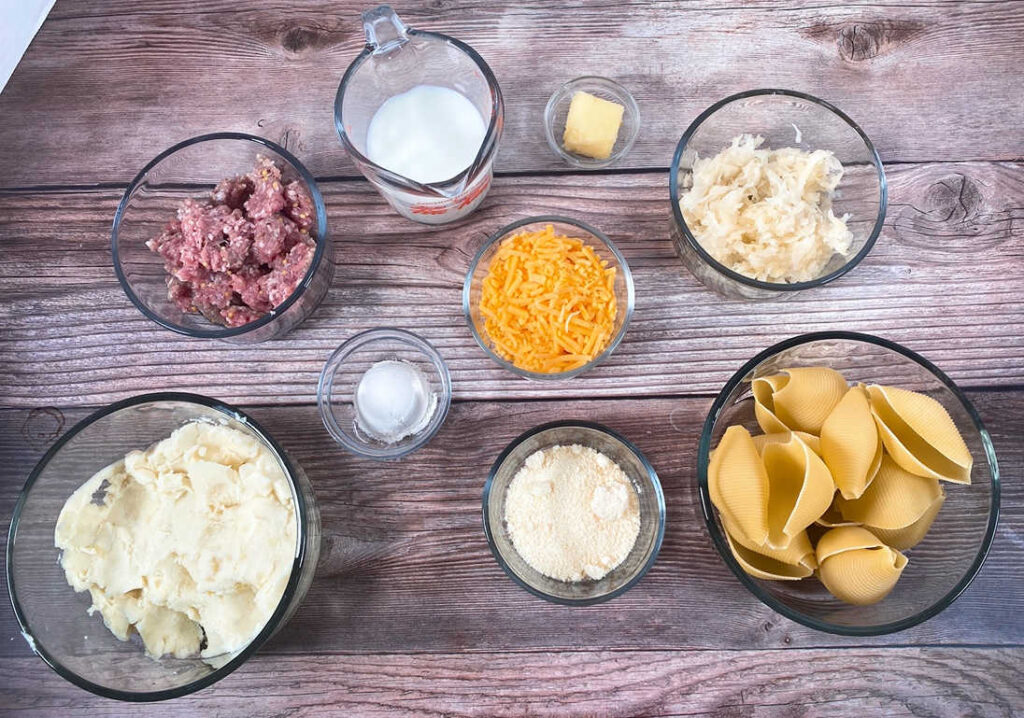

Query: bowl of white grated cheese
482,420,665,605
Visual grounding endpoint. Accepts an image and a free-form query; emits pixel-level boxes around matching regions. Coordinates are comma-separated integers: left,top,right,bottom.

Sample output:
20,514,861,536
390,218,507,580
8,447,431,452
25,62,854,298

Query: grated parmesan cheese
504,444,640,582
679,134,853,283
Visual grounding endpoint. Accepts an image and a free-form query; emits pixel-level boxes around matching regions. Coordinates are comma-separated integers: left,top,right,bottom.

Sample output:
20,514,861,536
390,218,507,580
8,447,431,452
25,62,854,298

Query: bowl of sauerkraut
669,90,887,299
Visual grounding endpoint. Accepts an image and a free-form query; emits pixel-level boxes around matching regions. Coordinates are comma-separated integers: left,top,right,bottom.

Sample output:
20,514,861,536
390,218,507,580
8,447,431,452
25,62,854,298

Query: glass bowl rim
461,215,636,381
111,131,330,339
5,391,314,701
316,327,453,460
481,419,666,606
669,88,888,292
543,75,641,169
697,330,1001,635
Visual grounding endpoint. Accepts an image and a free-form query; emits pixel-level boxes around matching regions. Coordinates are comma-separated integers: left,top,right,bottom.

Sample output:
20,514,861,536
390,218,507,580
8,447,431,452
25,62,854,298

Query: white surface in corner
0,0,55,94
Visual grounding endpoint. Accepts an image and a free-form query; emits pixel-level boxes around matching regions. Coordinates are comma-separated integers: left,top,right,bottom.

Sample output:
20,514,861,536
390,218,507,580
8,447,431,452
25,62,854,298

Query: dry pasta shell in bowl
698,331,999,635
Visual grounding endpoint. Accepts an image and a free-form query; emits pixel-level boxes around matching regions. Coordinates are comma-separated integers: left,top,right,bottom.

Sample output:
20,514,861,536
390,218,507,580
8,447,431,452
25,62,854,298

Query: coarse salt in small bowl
317,328,452,461
482,420,665,605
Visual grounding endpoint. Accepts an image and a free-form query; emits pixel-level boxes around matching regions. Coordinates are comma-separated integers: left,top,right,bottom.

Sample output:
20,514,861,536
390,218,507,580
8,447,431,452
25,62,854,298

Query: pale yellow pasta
834,455,944,530
868,385,972,484
871,493,945,550
762,434,835,549
754,367,848,435
752,374,791,434
821,385,882,500
815,501,861,528
708,425,769,546
723,519,816,581
752,431,822,456
816,526,908,605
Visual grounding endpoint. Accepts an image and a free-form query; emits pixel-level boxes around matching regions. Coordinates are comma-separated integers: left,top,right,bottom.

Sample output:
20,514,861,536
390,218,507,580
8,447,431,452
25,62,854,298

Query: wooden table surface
1,1,1022,715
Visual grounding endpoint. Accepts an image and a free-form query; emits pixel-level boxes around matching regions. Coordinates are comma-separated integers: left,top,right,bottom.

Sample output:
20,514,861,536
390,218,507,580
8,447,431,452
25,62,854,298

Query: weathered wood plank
2,391,1020,660
1,648,1021,717
1,163,1021,407
0,1,1022,187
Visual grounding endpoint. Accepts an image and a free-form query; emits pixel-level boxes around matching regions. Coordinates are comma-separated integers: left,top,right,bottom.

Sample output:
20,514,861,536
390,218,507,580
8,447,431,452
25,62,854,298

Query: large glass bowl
483,421,665,605
112,133,334,342
6,393,321,701
698,332,999,635
463,216,635,380
670,90,887,299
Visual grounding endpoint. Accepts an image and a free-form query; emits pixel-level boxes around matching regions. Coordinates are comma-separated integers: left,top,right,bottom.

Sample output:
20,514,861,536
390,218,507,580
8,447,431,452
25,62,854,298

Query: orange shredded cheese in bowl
478,224,619,374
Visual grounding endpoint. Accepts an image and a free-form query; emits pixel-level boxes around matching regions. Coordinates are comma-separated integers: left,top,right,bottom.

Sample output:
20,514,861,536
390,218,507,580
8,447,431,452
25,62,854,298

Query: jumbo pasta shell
762,434,835,549
821,385,882,500
815,501,861,528
767,367,849,435
753,374,791,434
708,425,770,546
816,526,908,605
723,520,816,581
868,385,972,484
834,456,944,530
752,431,822,457
871,492,946,550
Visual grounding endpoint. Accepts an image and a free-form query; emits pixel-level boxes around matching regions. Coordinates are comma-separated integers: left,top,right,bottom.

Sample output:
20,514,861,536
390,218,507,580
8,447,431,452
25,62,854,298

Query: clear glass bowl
317,328,452,460
698,332,1000,635
544,76,640,169
463,216,635,380
670,90,887,299
483,421,665,605
112,133,335,342
5,393,321,701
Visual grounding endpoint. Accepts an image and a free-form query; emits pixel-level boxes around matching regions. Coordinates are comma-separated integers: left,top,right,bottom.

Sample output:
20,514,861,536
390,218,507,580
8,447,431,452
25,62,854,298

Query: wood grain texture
1,648,1022,717
1,1,1022,187
2,392,1020,661
1,163,1022,408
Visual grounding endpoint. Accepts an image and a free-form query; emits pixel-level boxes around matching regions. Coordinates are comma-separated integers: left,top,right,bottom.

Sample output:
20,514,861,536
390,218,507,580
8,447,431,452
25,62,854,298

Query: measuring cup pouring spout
335,5,505,224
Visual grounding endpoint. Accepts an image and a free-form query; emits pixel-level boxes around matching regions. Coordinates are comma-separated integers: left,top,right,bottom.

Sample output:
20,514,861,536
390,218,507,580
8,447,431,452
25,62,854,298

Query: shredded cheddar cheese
479,225,617,373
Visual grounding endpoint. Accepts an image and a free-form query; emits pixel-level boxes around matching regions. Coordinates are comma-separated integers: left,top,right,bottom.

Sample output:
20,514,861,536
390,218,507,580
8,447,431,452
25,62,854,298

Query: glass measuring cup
334,6,504,224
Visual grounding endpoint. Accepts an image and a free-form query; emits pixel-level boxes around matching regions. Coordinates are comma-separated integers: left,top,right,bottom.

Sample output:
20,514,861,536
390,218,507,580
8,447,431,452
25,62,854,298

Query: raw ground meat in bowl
113,133,333,343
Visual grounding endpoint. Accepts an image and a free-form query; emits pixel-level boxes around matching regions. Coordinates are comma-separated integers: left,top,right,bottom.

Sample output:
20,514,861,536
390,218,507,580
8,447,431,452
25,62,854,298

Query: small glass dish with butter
544,76,640,169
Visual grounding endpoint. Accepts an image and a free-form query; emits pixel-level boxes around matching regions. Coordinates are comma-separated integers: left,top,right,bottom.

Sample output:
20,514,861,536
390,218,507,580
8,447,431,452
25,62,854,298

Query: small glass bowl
670,89,887,299
483,419,667,606
317,328,452,460
6,393,320,701
463,216,635,381
112,132,335,343
483,421,665,605
544,76,640,169
699,332,1000,635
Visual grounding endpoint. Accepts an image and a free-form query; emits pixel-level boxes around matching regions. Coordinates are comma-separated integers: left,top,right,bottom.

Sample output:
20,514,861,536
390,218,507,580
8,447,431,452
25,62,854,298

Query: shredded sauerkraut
680,134,853,284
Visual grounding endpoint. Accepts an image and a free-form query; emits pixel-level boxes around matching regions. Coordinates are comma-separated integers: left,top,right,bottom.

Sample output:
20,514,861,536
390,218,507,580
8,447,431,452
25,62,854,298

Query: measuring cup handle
362,5,409,54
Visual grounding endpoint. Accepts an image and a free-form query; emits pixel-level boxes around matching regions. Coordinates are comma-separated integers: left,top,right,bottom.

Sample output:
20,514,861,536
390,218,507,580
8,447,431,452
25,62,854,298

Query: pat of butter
562,91,625,160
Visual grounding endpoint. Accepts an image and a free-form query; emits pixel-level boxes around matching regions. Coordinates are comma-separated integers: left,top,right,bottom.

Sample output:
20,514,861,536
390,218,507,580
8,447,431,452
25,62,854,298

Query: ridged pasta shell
834,455,944,530
723,519,816,581
815,501,861,527
708,425,769,546
752,374,791,434
871,492,946,550
762,434,835,549
821,385,882,500
868,385,973,484
752,431,822,457
754,368,849,435
816,526,908,605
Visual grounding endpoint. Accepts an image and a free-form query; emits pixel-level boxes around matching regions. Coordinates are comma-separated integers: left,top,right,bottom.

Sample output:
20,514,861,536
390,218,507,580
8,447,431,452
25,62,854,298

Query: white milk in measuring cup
334,6,504,224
